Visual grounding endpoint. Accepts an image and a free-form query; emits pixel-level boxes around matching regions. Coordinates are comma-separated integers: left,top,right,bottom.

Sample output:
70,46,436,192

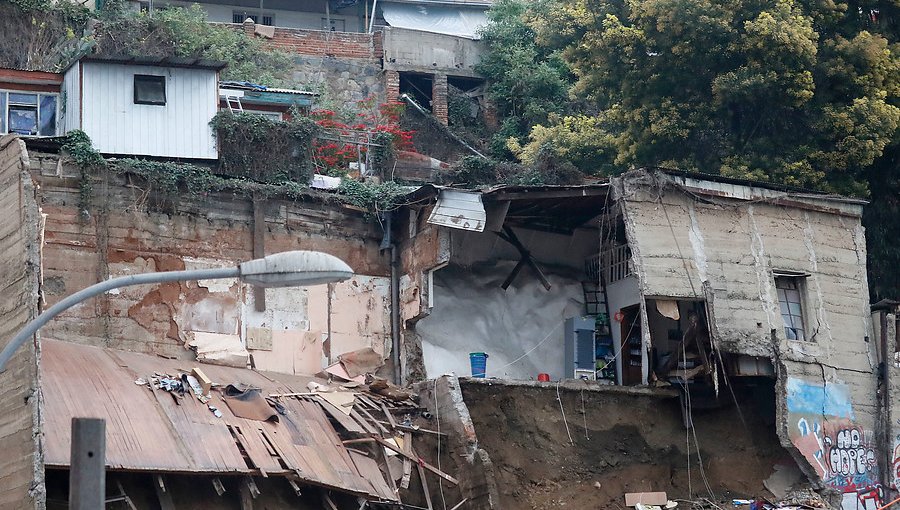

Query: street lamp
0,250,353,371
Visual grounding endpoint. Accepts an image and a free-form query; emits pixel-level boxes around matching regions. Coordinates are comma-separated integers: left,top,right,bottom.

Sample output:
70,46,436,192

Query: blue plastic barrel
469,352,488,378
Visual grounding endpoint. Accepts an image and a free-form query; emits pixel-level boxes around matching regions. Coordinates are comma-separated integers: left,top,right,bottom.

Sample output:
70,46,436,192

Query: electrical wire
433,379,448,510
556,380,574,445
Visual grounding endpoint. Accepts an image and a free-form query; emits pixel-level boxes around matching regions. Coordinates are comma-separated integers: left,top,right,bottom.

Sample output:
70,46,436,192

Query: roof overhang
77,54,228,72
0,68,64,87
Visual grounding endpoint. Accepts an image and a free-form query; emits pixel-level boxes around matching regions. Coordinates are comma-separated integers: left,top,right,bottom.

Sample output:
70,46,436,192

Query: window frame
775,275,809,342
133,74,167,106
0,89,60,137
322,17,346,31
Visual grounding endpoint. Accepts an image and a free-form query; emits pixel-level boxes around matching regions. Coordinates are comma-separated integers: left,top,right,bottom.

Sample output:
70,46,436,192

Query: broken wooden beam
342,438,459,485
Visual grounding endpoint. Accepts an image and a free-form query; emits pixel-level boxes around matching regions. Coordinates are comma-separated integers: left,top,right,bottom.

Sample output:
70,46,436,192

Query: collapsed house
393,170,889,509
0,52,897,510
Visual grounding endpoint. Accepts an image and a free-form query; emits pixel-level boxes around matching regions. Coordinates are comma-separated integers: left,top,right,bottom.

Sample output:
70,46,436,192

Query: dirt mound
460,380,792,509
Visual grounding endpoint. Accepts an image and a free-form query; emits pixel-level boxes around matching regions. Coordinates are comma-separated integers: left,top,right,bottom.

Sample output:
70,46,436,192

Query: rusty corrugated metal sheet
40,339,396,502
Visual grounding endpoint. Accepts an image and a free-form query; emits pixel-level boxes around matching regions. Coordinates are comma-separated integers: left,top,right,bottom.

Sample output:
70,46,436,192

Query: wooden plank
381,402,398,429
415,448,433,510
153,475,175,510
343,438,459,486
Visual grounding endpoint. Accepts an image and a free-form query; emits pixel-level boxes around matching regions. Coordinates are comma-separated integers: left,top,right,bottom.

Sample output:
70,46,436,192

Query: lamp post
0,250,353,371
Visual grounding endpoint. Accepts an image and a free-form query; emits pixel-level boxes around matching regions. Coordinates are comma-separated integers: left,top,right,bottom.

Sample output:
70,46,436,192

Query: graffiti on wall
786,378,881,510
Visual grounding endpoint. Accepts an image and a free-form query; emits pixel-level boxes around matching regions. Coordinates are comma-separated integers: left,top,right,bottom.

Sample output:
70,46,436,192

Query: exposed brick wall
432,73,448,125
257,24,377,59
384,70,400,102
0,135,44,510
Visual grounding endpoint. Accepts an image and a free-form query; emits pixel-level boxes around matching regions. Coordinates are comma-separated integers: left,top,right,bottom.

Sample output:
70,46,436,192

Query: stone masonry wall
0,136,44,509
617,170,876,509
239,21,386,108
29,149,392,376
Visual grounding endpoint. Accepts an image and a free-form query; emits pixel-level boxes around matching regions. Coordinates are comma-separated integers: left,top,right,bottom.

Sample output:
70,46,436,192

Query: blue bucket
469,352,488,378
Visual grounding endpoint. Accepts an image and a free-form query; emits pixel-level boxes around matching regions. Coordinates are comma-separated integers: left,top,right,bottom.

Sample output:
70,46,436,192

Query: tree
475,0,574,157
521,0,899,193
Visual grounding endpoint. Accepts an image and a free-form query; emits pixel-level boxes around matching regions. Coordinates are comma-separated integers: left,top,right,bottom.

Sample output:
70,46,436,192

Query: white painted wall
418,263,584,380
154,0,362,30
75,61,218,159
605,275,640,385
61,62,80,133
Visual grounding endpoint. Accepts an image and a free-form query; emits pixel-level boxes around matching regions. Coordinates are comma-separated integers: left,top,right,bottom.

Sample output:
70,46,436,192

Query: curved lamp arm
0,267,240,372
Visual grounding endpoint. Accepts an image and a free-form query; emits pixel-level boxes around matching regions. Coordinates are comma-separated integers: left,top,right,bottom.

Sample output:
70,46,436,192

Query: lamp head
239,251,353,288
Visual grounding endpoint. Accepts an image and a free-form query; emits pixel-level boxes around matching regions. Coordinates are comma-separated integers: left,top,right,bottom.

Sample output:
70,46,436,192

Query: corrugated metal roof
40,339,397,502
427,189,486,231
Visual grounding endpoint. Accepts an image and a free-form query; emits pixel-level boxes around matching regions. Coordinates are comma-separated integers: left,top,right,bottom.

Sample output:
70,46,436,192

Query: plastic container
469,352,488,378
537,373,550,382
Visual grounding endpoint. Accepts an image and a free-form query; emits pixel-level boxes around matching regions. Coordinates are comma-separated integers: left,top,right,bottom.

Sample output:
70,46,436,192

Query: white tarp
381,2,489,39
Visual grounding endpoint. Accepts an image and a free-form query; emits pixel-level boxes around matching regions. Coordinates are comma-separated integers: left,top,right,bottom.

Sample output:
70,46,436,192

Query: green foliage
62,131,105,212
440,154,583,187
95,5,294,85
510,114,619,174
369,131,397,176
0,1,96,72
475,0,573,139
336,179,408,213
62,130,105,169
210,111,319,184
518,0,900,193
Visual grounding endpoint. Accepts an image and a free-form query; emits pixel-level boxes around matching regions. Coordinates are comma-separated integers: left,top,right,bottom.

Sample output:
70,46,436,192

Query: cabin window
776,276,807,341
134,75,166,106
0,91,58,136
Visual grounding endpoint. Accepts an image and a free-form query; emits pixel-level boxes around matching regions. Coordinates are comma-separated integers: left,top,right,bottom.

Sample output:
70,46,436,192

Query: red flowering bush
310,96,414,175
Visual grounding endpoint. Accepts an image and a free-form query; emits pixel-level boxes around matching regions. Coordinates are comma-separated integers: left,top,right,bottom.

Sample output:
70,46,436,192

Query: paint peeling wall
0,136,45,509
616,170,877,508
29,149,391,377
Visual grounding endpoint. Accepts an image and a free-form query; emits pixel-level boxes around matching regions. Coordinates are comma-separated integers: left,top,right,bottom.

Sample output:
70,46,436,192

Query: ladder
225,95,244,113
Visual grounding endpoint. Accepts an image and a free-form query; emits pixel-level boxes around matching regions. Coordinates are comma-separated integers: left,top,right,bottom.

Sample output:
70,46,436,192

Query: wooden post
70,418,106,510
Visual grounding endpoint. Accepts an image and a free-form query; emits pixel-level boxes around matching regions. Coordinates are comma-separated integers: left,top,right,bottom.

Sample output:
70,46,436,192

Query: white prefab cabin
62,56,224,160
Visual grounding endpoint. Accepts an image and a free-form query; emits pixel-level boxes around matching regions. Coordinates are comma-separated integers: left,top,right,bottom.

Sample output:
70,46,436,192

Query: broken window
133,75,166,106
776,277,806,341
1,91,58,136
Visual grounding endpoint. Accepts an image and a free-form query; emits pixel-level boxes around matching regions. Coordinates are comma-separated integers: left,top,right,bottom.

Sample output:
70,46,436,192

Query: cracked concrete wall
0,136,45,509
415,376,501,510
397,206,451,383
29,150,391,376
616,170,876,509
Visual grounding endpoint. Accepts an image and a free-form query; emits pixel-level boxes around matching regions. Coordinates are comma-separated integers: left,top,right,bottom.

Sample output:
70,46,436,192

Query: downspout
382,211,402,386
879,310,892,498
391,244,401,385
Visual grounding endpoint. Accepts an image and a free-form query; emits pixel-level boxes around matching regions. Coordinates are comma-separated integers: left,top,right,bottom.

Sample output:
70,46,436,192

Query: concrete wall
0,136,45,509
616,170,876,508
382,27,484,77
417,263,584,380
30,150,391,376
397,207,451,382
415,376,501,510
413,225,590,380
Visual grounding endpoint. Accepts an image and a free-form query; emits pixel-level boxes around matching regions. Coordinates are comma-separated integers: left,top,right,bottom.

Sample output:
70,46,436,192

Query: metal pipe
368,0,378,33
0,266,239,371
400,93,488,159
390,244,402,385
